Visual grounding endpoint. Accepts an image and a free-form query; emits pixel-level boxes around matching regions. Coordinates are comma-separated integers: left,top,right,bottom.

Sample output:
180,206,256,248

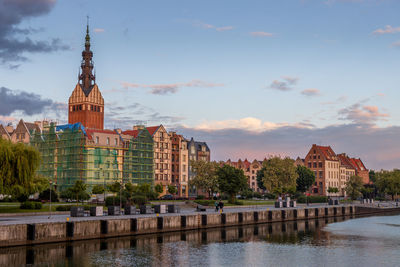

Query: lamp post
49,180,53,218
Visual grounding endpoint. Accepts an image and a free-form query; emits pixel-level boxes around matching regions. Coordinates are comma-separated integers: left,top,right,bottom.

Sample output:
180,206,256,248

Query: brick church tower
68,22,104,129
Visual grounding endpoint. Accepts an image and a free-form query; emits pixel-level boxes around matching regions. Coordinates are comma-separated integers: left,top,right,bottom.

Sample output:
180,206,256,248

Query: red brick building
68,23,104,130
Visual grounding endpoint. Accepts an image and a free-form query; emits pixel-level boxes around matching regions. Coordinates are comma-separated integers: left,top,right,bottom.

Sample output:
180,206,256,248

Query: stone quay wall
0,205,397,248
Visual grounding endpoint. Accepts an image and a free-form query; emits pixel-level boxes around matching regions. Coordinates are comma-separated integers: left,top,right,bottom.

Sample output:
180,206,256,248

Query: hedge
297,195,328,203
20,201,42,210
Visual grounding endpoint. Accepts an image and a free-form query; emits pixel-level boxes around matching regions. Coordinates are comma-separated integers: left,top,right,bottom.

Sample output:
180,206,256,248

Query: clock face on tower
68,23,104,130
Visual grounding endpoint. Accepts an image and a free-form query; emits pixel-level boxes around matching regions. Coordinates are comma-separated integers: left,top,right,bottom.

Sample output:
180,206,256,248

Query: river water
2,214,400,267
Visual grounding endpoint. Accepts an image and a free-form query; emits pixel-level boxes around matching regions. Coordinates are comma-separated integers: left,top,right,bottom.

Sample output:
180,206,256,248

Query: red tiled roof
337,154,354,169
146,126,160,136
316,145,337,160
349,158,367,171
122,130,140,138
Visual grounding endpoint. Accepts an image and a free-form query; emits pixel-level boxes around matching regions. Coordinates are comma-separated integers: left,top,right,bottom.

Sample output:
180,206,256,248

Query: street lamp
49,180,53,219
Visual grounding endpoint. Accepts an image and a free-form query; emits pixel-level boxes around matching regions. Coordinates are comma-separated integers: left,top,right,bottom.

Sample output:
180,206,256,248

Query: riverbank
0,205,399,248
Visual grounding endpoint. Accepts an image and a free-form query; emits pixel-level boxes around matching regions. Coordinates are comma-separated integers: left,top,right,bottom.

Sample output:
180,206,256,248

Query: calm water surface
2,214,400,267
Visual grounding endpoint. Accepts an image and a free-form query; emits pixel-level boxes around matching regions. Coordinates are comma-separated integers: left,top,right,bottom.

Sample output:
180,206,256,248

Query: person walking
215,200,219,212
219,200,224,212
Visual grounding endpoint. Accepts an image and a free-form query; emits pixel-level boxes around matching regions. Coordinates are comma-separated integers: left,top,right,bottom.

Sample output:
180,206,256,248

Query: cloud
0,0,69,66
176,123,400,170
0,87,54,116
250,31,273,37
391,41,400,47
373,25,400,35
301,88,321,96
193,117,314,132
93,28,105,33
120,80,224,95
338,103,389,124
195,21,234,32
269,76,299,91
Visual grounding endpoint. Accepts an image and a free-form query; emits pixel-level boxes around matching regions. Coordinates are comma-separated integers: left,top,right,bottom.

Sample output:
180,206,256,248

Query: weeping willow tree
0,138,47,201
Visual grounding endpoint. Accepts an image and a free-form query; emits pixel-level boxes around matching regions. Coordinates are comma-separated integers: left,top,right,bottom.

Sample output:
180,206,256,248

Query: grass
0,202,97,214
223,200,275,206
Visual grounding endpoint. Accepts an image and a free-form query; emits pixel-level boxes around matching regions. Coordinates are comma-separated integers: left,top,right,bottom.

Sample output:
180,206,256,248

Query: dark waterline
2,213,400,267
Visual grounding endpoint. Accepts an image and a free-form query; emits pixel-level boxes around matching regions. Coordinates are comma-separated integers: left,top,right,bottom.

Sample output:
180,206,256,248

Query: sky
0,0,400,170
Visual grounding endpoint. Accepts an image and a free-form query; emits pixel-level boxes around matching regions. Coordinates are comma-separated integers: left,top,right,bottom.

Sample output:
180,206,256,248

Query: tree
154,183,163,197
256,170,266,191
167,185,177,196
296,165,315,193
39,188,59,202
345,176,364,200
375,170,400,200
189,160,219,198
124,182,135,205
107,181,121,206
0,139,42,201
217,165,247,203
327,187,339,194
258,157,298,197
369,170,376,184
92,185,105,205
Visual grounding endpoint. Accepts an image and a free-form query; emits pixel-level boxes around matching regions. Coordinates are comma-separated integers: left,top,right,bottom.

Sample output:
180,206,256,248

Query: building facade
224,159,263,192
304,144,369,196
188,138,211,198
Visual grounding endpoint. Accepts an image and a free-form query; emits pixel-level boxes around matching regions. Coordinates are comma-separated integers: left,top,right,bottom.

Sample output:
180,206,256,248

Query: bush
297,195,328,203
39,189,59,202
105,196,127,207
132,195,147,206
253,192,263,199
56,205,73,211
194,200,214,206
196,195,205,200
263,193,276,200
20,201,42,210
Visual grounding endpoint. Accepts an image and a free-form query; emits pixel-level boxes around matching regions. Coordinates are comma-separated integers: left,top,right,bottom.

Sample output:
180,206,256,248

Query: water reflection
2,214,400,266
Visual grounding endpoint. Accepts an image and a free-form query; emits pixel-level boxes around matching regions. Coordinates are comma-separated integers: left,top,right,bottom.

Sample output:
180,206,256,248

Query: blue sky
1,0,400,169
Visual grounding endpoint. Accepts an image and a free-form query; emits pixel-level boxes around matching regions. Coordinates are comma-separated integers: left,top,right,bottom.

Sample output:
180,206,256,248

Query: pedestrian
219,200,224,212
215,200,219,212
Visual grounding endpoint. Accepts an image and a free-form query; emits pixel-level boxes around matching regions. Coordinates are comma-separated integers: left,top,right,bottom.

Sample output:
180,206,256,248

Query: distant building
294,157,305,167
169,132,189,198
304,144,369,196
0,119,41,144
224,159,263,192
188,138,211,198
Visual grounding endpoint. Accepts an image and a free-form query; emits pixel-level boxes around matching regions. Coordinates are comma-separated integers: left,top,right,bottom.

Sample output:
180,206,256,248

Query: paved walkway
0,203,339,226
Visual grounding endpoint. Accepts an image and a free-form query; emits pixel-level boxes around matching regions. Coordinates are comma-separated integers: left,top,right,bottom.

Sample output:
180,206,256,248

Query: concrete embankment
0,205,398,248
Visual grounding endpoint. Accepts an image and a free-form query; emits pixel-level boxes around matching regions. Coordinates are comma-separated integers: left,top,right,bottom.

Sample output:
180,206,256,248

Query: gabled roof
122,129,140,138
0,124,11,139
146,125,161,137
349,158,367,171
337,154,355,169
315,145,337,160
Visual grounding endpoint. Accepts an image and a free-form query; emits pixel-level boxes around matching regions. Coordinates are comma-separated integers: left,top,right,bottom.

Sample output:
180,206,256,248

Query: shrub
105,196,127,207
194,200,214,206
132,195,147,206
20,201,42,210
39,189,59,202
196,195,205,200
253,192,263,199
56,205,73,211
263,193,276,200
297,195,328,203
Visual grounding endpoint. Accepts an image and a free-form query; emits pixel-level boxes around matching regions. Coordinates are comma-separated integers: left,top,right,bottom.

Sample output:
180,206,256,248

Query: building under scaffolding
30,123,154,191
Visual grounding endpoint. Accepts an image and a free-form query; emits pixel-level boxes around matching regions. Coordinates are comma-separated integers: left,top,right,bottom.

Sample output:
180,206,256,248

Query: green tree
259,157,298,197
217,165,247,203
69,180,89,205
256,170,266,191
375,170,400,200
154,183,163,197
327,187,339,194
189,160,219,198
369,170,376,184
107,181,121,206
167,184,177,195
345,175,364,200
296,165,316,193
124,182,135,205
0,139,42,201
92,185,105,205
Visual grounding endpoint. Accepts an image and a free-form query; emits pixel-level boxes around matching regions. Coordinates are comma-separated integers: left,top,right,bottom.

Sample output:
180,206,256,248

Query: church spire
79,17,95,96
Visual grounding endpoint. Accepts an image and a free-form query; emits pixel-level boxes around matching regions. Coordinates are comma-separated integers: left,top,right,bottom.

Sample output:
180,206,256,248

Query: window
183,155,186,161
107,137,110,145
96,136,99,144
73,106,76,111
115,138,118,146
183,175,186,181
313,162,317,168
183,164,186,171
319,171,323,178
318,162,322,168
308,162,311,168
